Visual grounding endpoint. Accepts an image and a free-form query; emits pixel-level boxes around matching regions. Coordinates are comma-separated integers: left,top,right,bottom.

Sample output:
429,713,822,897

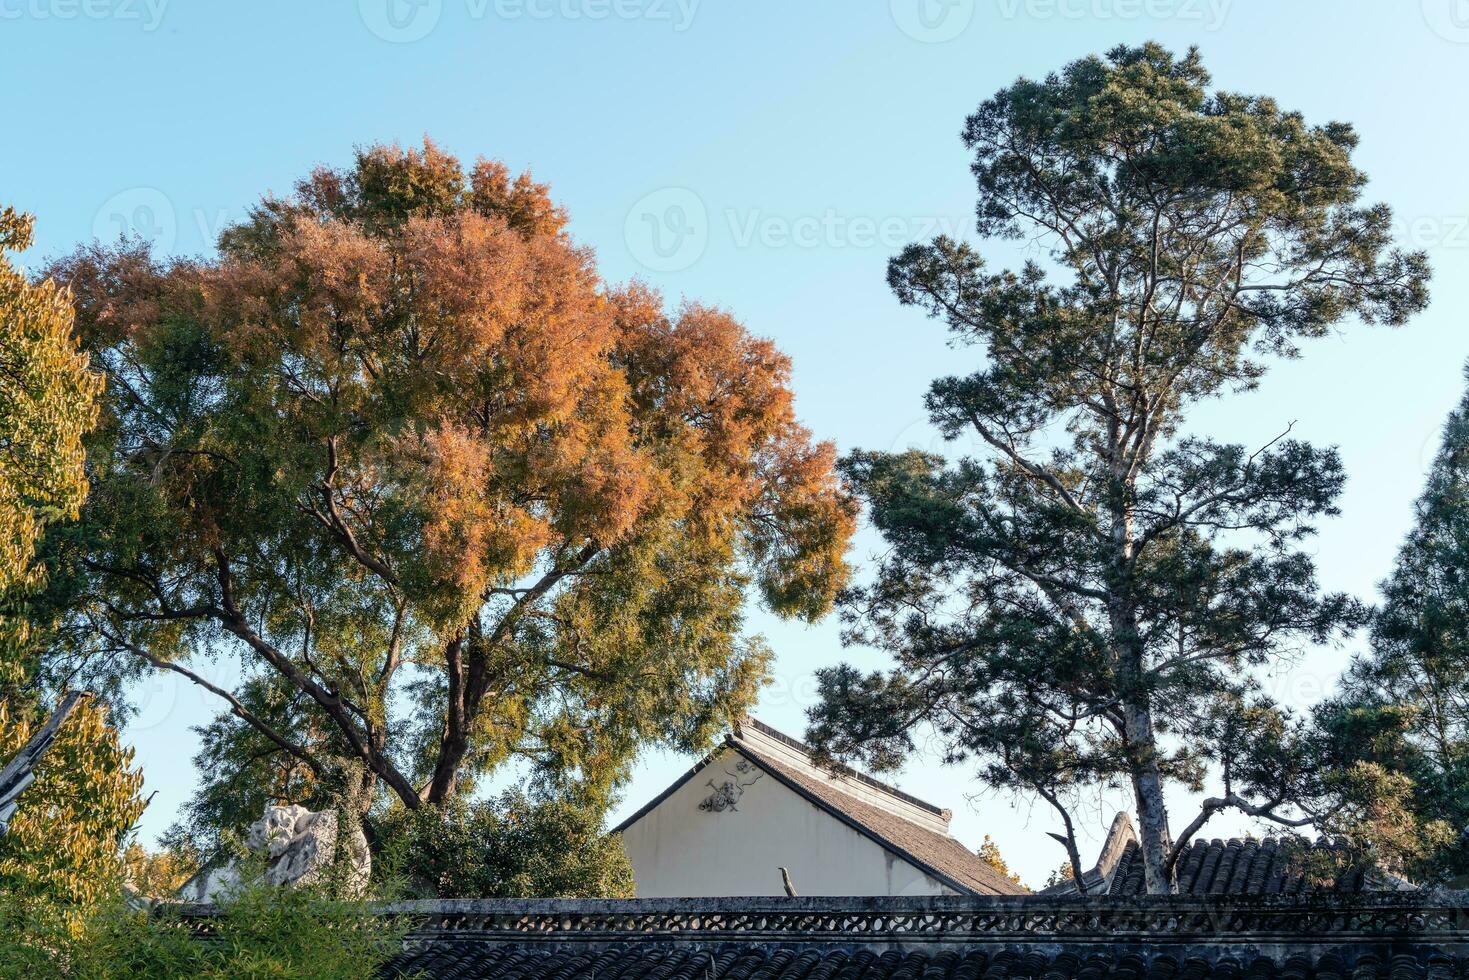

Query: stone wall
173,892,1469,966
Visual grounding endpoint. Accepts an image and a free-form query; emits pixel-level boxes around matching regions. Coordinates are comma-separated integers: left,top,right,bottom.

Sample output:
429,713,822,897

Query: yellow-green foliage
976,834,1024,888
0,205,101,665
0,882,415,979
123,841,203,900
0,205,145,926
0,697,145,909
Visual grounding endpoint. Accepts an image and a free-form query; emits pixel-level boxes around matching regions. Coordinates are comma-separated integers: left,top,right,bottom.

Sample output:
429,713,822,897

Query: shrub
0,879,412,979
375,790,634,899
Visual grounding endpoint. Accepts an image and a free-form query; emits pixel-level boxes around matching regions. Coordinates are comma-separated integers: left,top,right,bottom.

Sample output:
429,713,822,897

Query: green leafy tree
0,696,144,909
806,44,1429,893
1315,363,1469,883
45,141,855,843
375,789,634,899
0,205,143,917
0,205,101,667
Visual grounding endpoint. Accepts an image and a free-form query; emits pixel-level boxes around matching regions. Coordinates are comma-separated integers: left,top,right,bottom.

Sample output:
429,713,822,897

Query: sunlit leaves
49,140,855,837
0,697,144,910
0,206,102,666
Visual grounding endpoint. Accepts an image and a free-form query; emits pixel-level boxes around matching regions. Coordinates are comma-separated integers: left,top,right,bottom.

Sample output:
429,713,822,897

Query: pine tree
806,45,1430,893
1316,364,1469,883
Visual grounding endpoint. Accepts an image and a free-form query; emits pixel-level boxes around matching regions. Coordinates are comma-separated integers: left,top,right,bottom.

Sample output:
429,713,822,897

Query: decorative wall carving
343,894,1469,949
171,894,1469,976
698,760,763,814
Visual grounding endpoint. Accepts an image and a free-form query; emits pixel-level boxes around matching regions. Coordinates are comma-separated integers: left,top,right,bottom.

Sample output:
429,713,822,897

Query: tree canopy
47,140,855,836
0,206,101,666
0,204,143,916
805,44,1430,893
1316,363,1469,884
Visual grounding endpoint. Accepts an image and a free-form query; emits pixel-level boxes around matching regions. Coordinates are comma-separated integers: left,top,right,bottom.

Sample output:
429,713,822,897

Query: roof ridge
736,718,949,820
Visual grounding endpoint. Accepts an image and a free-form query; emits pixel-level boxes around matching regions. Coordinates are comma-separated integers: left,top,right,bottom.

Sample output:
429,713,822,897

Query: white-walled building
614,718,1027,898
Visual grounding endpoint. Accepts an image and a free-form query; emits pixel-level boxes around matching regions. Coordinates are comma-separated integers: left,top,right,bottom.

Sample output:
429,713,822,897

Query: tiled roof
385,943,1466,979
1041,814,1408,897
1108,837,1383,896
731,738,1025,897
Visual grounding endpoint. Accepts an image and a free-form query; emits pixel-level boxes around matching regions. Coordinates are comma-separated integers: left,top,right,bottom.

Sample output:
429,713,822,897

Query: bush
375,790,634,899
0,879,412,979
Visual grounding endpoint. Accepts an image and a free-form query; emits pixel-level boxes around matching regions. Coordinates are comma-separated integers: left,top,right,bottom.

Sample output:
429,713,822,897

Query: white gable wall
619,747,960,898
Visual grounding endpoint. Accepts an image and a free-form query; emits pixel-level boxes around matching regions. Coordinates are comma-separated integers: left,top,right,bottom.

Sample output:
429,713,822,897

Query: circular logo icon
1423,0,1469,43
359,0,443,43
127,673,182,733
92,187,177,252
891,0,975,43
624,187,709,274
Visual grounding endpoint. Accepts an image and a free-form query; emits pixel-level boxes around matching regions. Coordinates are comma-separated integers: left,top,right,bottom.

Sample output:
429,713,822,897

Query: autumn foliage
50,140,854,829
0,204,142,919
0,207,102,662
0,697,144,909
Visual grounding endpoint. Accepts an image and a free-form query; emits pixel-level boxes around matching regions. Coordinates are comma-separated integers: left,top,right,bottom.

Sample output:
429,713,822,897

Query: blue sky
5,0,1469,887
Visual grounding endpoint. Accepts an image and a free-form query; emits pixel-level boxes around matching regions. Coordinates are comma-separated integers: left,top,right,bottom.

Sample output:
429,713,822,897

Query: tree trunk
424,636,468,805
1123,699,1175,894
424,738,465,805
1106,463,1174,894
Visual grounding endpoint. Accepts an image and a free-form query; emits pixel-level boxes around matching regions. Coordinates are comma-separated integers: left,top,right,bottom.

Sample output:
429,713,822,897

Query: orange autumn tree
49,141,854,835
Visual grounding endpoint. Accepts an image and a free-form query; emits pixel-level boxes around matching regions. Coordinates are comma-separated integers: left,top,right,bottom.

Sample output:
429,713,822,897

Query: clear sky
4,0,1468,889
